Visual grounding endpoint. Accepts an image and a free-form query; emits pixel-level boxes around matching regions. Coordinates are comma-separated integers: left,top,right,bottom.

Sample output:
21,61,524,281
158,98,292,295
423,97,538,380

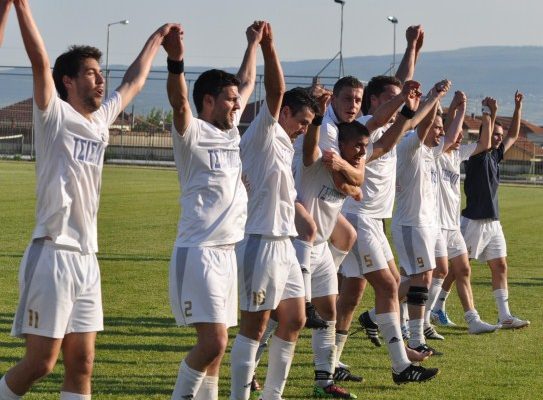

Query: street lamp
387,16,398,75
315,0,345,79
105,19,129,97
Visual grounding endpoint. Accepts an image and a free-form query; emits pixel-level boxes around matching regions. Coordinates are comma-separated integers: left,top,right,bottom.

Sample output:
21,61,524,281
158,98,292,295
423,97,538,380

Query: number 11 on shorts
28,309,39,328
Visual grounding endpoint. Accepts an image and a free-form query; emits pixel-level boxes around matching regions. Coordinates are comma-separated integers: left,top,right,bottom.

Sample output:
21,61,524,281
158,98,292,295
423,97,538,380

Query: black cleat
392,364,440,384
333,366,364,383
305,302,328,329
358,311,381,347
408,343,443,356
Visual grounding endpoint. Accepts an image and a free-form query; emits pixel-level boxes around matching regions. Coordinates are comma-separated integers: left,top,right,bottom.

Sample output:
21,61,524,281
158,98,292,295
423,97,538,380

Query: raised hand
406,25,422,48
162,25,184,61
430,79,451,98
311,85,332,115
246,20,265,45
261,22,273,47
514,90,524,108
483,97,497,115
403,80,422,111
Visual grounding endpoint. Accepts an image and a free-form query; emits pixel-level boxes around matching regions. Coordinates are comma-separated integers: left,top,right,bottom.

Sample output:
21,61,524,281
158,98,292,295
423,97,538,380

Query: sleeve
33,88,62,142
172,115,198,147
365,141,374,161
459,142,478,161
242,101,277,150
495,143,505,163
95,91,122,126
318,122,340,154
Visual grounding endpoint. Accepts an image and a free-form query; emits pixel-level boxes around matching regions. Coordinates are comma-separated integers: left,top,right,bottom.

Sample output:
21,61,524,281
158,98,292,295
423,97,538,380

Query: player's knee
456,264,470,279
406,286,429,306
200,334,228,361
284,313,305,333
338,290,361,311
490,259,507,275
376,276,398,297
64,351,94,378
28,357,57,380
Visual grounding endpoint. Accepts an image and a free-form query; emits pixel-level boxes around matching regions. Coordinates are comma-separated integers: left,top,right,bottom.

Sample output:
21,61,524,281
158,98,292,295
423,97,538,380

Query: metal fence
1,66,542,183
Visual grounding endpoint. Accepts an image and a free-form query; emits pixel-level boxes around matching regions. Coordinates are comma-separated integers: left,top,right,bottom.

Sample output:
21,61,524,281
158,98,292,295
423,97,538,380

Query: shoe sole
394,370,440,385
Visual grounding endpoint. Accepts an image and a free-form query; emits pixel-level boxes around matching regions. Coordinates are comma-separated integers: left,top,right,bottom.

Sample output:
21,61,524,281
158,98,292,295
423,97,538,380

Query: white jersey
393,130,443,227
295,153,346,245
438,143,477,229
239,103,297,237
172,112,247,247
32,90,122,254
342,114,395,218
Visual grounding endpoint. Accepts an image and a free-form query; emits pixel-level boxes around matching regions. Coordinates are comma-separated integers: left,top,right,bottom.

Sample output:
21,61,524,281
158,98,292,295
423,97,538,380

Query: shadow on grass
98,253,170,262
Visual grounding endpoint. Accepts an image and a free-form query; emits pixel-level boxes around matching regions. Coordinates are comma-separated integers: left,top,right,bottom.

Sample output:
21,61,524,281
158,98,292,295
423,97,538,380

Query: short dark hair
337,120,370,144
332,76,364,97
193,69,240,114
281,87,319,115
53,45,102,101
362,75,402,115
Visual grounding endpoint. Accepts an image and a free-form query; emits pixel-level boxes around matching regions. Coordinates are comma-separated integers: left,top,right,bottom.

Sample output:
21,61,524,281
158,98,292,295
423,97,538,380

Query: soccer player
460,90,530,329
391,80,451,355
431,94,499,334
229,23,311,400
0,2,178,400
0,0,11,46
162,22,263,399
297,105,370,398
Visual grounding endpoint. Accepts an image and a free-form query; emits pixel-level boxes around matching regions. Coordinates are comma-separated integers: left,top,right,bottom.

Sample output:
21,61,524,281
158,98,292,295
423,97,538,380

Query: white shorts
11,240,103,339
392,224,437,276
169,245,238,328
435,229,447,258
310,242,339,298
439,228,469,260
342,213,393,277
460,217,507,262
236,235,304,312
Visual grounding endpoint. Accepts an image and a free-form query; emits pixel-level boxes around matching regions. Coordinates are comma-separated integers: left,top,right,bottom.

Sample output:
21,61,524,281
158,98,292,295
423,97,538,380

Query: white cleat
468,318,499,334
498,315,531,329
424,325,445,340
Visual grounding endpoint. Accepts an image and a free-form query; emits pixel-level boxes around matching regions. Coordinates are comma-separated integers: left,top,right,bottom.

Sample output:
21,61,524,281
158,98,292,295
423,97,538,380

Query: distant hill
1,46,542,124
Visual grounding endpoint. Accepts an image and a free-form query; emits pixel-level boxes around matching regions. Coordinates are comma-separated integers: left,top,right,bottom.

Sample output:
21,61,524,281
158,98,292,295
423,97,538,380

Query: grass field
0,160,542,399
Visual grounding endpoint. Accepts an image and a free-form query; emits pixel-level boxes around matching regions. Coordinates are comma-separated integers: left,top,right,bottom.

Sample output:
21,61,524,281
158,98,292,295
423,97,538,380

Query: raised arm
236,21,264,113
163,26,192,135
363,88,406,133
303,86,331,166
503,90,523,152
116,23,180,110
261,23,285,120
443,91,466,151
370,80,422,161
395,25,424,84
472,97,494,156
443,90,463,133
413,79,451,140
13,0,54,110
0,0,12,46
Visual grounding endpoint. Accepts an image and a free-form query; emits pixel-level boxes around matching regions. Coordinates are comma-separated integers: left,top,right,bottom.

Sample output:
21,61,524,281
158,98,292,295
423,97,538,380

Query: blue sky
1,0,542,67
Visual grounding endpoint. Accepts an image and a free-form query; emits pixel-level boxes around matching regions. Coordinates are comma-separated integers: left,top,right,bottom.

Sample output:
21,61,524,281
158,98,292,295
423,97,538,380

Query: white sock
432,288,450,313
328,243,349,270
230,334,260,400
375,312,411,373
261,336,296,400
400,301,408,325
172,359,205,400
293,239,312,301
195,376,219,400
0,377,21,400
312,320,337,387
464,309,479,324
60,393,91,400
335,332,348,366
255,318,278,370
407,318,425,348
368,308,377,323
493,289,511,321
425,278,444,326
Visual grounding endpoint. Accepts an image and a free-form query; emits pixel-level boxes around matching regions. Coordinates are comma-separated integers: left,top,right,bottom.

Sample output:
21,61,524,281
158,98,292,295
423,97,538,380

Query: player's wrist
167,58,184,74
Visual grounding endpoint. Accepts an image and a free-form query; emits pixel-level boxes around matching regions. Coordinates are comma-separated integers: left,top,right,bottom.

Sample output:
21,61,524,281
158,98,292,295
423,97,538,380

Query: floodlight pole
315,0,345,79
105,19,129,98
387,16,398,75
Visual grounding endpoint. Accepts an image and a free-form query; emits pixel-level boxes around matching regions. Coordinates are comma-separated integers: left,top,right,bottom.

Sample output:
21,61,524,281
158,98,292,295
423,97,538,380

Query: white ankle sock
407,318,425,348
255,318,278,370
195,376,219,400
312,320,337,387
261,335,296,400
230,334,260,400
328,243,349,270
368,308,377,323
432,288,450,313
335,332,348,365
293,239,313,301
425,278,444,325
60,392,91,400
493,289,511,321
464,309,479,323
0,377,21,400
172,359,205,399
375,312,411,373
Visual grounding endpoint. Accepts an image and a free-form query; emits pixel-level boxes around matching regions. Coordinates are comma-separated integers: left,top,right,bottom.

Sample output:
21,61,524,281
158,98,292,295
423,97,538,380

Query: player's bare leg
61,332,96,395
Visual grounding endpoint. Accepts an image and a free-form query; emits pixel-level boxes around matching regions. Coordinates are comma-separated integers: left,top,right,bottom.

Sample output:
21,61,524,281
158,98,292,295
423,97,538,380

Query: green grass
1,160,542,399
